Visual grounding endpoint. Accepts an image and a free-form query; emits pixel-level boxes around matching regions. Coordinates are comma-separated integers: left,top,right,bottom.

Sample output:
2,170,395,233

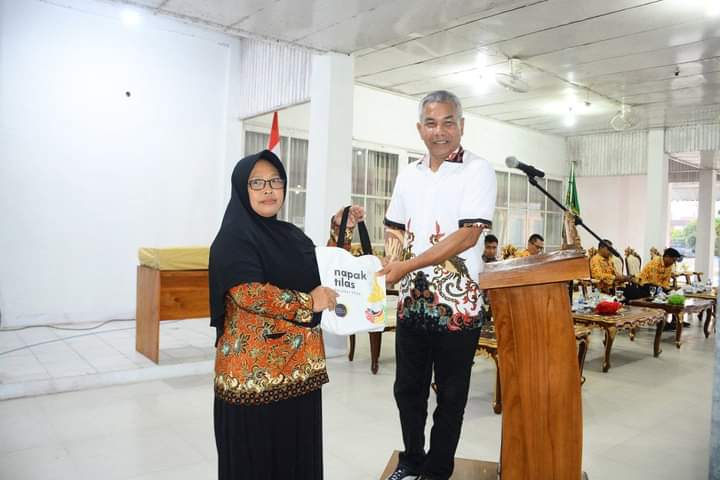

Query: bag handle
336,206,373,255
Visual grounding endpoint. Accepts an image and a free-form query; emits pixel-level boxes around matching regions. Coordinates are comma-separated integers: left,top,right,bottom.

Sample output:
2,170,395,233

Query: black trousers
394,324,481,480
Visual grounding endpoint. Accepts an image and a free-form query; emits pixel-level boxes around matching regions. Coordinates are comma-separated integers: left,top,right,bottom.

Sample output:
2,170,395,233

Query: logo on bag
335,304,348,317
334,269,368,289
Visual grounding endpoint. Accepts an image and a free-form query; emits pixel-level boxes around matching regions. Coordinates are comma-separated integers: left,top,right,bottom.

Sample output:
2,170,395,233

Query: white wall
246,84,568,177
576,176,647,256
0,0,240,325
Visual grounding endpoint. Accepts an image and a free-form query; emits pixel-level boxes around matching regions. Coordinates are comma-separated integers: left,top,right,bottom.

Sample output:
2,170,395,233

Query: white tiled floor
0,319,216,399
0,317,715,479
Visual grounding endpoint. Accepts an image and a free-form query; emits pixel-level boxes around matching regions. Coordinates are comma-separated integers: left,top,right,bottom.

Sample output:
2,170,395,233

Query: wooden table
136,266,209,363
671,271,703,289
572,306,665,372
475,324,592,414
628,297,714,349
684,288,717,338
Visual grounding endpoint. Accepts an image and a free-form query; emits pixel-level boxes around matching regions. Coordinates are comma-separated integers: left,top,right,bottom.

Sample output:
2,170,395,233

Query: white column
644,128,669,261
304,52,354,244
305,52,354,357
695,151,717,281
222,39,244,206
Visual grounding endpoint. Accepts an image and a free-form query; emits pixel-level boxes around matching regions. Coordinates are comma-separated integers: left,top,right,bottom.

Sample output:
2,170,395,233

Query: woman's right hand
310,286,339,312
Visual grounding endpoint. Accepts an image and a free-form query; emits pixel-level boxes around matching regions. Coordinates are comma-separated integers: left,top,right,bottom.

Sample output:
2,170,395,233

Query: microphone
505,156,545,178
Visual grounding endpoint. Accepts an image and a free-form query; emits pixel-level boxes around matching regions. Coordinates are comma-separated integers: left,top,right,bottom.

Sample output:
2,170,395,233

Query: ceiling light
475,51,488,71
120,9,141,26
564,108,577,127
707,0,720,15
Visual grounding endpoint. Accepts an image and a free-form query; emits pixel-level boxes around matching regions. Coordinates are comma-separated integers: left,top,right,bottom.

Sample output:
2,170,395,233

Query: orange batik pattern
214,283,328,405
590,254,617,291
639,256,673,289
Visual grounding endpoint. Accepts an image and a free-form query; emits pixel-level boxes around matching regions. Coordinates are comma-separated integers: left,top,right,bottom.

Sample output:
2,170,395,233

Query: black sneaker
386,466,419,480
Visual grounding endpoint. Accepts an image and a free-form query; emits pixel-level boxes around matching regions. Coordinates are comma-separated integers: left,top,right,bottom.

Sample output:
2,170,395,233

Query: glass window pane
277,136,289,171
408,155,422,164
529,178,545,210
509,174,528,208
352,148,366,195
547,179,564,213
546,213,563,246
528,210,544,239
287,190,306,230
508,209,527,247
244,131,269,156
365,198,391,245
289,138,308,189
367,150,399,197
492,208,507,246
496,171,508,208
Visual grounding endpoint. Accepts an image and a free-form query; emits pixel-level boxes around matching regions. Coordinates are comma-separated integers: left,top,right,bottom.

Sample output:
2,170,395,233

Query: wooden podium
479,250,589,480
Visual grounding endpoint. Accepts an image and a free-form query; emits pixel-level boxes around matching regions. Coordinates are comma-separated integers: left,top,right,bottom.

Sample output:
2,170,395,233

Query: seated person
482,234,499,263
590,239,631,292
515,233,544,257
638,247,682,291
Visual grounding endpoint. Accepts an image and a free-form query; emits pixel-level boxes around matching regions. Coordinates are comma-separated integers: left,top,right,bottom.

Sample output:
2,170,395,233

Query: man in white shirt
380,90,497,480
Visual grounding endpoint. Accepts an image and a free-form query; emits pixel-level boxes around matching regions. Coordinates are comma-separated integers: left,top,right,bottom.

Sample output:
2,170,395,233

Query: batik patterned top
590,253,617,291
214,218,351,405
639,256,673,289
384,147,496,332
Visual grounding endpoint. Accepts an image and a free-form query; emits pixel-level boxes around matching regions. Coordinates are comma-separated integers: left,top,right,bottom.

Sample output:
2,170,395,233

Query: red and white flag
267,111,280,155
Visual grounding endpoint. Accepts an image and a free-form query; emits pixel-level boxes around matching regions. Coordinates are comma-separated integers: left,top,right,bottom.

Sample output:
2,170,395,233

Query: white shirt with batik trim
384,148,496,332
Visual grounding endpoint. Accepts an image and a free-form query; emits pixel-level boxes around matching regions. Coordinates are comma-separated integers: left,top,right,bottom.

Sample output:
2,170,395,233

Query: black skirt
214,389,323,480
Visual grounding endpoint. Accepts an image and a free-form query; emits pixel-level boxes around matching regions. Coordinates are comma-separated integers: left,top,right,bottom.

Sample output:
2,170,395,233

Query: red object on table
596,301,622,315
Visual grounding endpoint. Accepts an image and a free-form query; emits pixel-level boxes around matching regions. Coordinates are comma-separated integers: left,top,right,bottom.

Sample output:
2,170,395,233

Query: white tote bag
316,208,386,335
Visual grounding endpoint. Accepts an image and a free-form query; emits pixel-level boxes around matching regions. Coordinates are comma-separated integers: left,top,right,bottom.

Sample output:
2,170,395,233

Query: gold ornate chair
625,247,642,278
501,244,518,260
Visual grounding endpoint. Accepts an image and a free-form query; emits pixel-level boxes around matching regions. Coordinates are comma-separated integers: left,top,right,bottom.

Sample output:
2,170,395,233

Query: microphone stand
526,175,622,258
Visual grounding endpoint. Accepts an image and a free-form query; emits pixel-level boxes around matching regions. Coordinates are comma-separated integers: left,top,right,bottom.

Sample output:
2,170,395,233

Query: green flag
565,162,580,215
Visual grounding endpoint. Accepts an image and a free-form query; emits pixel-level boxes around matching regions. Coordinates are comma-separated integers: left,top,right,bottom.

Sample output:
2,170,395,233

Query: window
492,172,564,251
408,153,423,164
351,148,399,253
244,131,308,229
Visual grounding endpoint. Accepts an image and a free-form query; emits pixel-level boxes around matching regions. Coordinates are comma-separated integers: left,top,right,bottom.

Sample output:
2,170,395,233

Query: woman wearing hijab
210,149,364,480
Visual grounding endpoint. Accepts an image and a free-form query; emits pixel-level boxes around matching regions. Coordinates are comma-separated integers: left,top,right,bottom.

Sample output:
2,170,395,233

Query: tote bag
317,207,386,335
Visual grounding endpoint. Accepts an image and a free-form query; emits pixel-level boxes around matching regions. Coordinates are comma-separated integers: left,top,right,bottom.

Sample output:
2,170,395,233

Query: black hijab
209,150,321,342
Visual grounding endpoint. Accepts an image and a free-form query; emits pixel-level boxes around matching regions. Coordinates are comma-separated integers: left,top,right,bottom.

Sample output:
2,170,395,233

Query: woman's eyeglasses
248,177,285,191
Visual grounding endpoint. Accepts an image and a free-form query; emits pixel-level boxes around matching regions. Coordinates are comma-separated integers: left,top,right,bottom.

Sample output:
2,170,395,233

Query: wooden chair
348,289,397,374
475,320,592,414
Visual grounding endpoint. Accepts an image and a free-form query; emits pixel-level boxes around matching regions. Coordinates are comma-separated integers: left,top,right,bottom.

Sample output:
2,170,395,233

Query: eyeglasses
532,243,544,251
248,177,285,191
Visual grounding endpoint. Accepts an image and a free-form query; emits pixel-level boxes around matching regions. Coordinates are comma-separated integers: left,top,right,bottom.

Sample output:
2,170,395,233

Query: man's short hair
663,248,681,259
485,234,499,245
418,90,463,121
528,234,544,244
598,239,613,249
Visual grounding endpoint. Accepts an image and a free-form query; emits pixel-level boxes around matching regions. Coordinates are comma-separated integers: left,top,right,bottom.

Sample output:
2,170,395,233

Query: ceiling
120,0,720,136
